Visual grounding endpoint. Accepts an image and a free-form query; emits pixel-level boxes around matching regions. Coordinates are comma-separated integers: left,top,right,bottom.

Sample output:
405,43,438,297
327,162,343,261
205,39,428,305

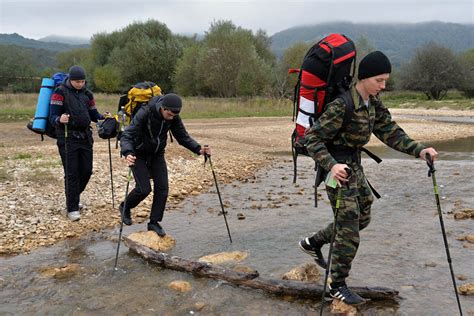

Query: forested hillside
270,22,474,66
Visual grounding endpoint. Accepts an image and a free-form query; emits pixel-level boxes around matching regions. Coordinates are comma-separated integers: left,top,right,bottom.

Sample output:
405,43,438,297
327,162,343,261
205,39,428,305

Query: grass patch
13,153,32,160
0,91,472,123
28,169,59,184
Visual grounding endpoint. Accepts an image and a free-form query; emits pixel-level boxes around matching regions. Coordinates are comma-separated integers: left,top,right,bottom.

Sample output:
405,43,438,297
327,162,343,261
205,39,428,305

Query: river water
1,138,473,315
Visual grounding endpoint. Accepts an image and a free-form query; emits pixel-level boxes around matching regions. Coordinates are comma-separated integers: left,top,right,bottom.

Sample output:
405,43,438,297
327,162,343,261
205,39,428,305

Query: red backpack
288,33,356,206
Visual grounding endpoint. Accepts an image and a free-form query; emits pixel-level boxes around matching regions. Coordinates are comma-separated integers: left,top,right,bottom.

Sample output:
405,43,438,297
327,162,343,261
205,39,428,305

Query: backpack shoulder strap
336,89,355,127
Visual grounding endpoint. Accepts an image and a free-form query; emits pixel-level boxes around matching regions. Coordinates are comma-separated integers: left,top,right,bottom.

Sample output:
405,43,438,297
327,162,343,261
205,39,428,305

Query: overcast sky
1,0,472,40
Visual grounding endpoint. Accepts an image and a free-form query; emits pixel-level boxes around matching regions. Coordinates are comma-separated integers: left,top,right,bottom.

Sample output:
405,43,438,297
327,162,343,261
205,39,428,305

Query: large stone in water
281,262,321,283
168,280,192,292
38,263,80,279
459,283,474,295
198,251,248,264
330,299,358,315
126,231,176,252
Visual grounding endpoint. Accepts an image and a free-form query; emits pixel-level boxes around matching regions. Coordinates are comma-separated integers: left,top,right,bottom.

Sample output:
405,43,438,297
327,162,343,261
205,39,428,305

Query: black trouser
125,154,168,222
57,137,93,213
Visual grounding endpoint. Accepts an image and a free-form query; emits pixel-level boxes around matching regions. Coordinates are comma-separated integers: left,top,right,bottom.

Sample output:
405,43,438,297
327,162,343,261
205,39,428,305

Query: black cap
358,51,392,80
68,65,86,80
161,93,182,113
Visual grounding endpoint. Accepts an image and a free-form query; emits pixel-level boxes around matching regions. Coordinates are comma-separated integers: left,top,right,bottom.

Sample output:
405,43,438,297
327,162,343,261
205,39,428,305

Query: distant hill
38,35,90,45
270,21,474,66
0,33,89,52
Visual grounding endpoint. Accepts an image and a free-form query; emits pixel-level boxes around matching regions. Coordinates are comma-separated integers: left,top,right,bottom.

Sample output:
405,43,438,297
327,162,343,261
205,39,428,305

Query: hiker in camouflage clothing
298,51,438,305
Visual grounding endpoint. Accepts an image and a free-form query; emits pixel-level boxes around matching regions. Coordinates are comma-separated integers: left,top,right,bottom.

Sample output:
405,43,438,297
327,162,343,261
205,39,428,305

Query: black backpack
97,117,120,139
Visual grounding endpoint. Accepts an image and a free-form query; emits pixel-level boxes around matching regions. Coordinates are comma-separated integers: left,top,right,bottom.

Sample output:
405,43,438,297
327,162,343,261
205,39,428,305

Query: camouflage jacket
305,88,426,171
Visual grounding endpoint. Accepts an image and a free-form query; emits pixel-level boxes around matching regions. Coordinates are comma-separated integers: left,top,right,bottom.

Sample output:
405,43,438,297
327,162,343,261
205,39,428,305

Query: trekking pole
320,185,343,316
426,154,463,316
113,167,132,271
108,138,115,209
64,123,69,213
205,153,232,243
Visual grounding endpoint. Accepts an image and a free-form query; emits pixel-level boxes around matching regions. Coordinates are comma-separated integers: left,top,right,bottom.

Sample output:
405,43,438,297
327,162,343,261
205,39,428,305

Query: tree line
0,19,473,100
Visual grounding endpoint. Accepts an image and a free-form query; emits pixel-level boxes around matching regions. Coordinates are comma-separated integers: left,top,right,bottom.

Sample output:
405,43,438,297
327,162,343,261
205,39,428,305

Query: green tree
272,42,310,98
89,20,181,92
458,49,474,97
173,43,202,96
94,65,123,92
56,48,91,71
0,45,38,91
399,42,463,100
174,20,274,97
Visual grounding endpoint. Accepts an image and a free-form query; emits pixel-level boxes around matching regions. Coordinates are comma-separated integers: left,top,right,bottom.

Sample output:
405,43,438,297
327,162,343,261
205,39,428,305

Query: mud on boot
119,202,132,226
329,282,366,305
148,221,166,237
299,237,327,269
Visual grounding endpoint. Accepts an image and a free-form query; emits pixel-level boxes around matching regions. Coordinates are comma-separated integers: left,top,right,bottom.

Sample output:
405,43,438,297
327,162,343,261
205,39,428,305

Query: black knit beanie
68,65,86,80
161,93,182,112
358,51,392,80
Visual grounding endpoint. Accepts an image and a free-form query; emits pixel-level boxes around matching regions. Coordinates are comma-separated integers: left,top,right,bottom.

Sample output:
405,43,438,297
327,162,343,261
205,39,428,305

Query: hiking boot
67,211,81,222
299,238,327,269
329,283,366,305
119,202,132,226
147,222,166,237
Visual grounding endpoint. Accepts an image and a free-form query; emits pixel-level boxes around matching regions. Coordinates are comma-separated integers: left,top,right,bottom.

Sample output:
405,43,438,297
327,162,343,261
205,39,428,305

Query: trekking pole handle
425,153,436,176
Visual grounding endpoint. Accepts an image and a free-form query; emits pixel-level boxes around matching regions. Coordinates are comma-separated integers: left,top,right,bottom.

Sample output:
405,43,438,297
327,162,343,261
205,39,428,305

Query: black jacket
120,96,201,157
49,80,102,139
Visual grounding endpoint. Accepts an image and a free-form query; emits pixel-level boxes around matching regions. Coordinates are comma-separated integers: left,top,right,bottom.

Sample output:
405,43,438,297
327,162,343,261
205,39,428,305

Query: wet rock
456,275,468,281
237,213,246,220
126,231,176,252
401,285,415,291
330,299,358,315
459,283,474,295
198,251,248,264
168,280,192,292
466,235,474,243
232,265,257,274
453,208,474,219
194,302,206,311
424,261,437,268
38,263,81,279
136,211,149,218
282,263,321,283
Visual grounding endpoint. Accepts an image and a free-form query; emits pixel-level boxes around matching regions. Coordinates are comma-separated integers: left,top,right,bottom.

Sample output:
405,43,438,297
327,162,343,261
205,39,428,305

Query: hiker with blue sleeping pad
119,93,211,237
299,51,438,305
49,65,107,222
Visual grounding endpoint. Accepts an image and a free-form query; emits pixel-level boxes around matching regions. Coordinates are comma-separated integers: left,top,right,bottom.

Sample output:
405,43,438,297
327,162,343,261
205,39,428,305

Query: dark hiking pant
125,154,168,223
310,165,374,284
57,137,93,213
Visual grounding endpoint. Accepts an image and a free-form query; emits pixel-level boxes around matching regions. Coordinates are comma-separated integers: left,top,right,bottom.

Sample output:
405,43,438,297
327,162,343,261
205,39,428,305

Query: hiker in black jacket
49,65,106,222
120,93,211,236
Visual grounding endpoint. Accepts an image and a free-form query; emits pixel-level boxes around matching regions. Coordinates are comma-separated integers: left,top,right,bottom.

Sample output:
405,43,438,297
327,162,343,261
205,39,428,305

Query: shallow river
1,140,473,315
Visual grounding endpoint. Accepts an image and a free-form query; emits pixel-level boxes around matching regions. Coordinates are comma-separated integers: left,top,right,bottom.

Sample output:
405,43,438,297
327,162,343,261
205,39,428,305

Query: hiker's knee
136,184,152,197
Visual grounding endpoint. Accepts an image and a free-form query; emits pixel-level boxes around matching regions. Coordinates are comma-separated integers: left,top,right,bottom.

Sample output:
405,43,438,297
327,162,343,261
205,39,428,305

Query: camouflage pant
311,164,374,283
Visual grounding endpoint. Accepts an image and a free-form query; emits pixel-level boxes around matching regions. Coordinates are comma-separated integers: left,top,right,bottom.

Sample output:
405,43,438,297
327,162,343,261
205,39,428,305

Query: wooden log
124,236,399,301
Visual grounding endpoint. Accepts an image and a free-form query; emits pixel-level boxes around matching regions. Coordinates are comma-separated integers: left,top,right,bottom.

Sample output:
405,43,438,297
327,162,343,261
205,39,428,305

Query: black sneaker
299,238,327,269
329,283,366,305
119,202,132,226
148,222,166,237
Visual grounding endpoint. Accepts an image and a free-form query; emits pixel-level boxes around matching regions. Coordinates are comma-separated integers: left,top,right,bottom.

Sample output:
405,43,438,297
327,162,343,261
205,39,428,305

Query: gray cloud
0,0,472,39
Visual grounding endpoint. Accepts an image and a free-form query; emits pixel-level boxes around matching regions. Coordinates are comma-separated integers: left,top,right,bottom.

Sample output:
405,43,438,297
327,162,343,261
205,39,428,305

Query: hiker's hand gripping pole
204,148,232,244
426,154,463,315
